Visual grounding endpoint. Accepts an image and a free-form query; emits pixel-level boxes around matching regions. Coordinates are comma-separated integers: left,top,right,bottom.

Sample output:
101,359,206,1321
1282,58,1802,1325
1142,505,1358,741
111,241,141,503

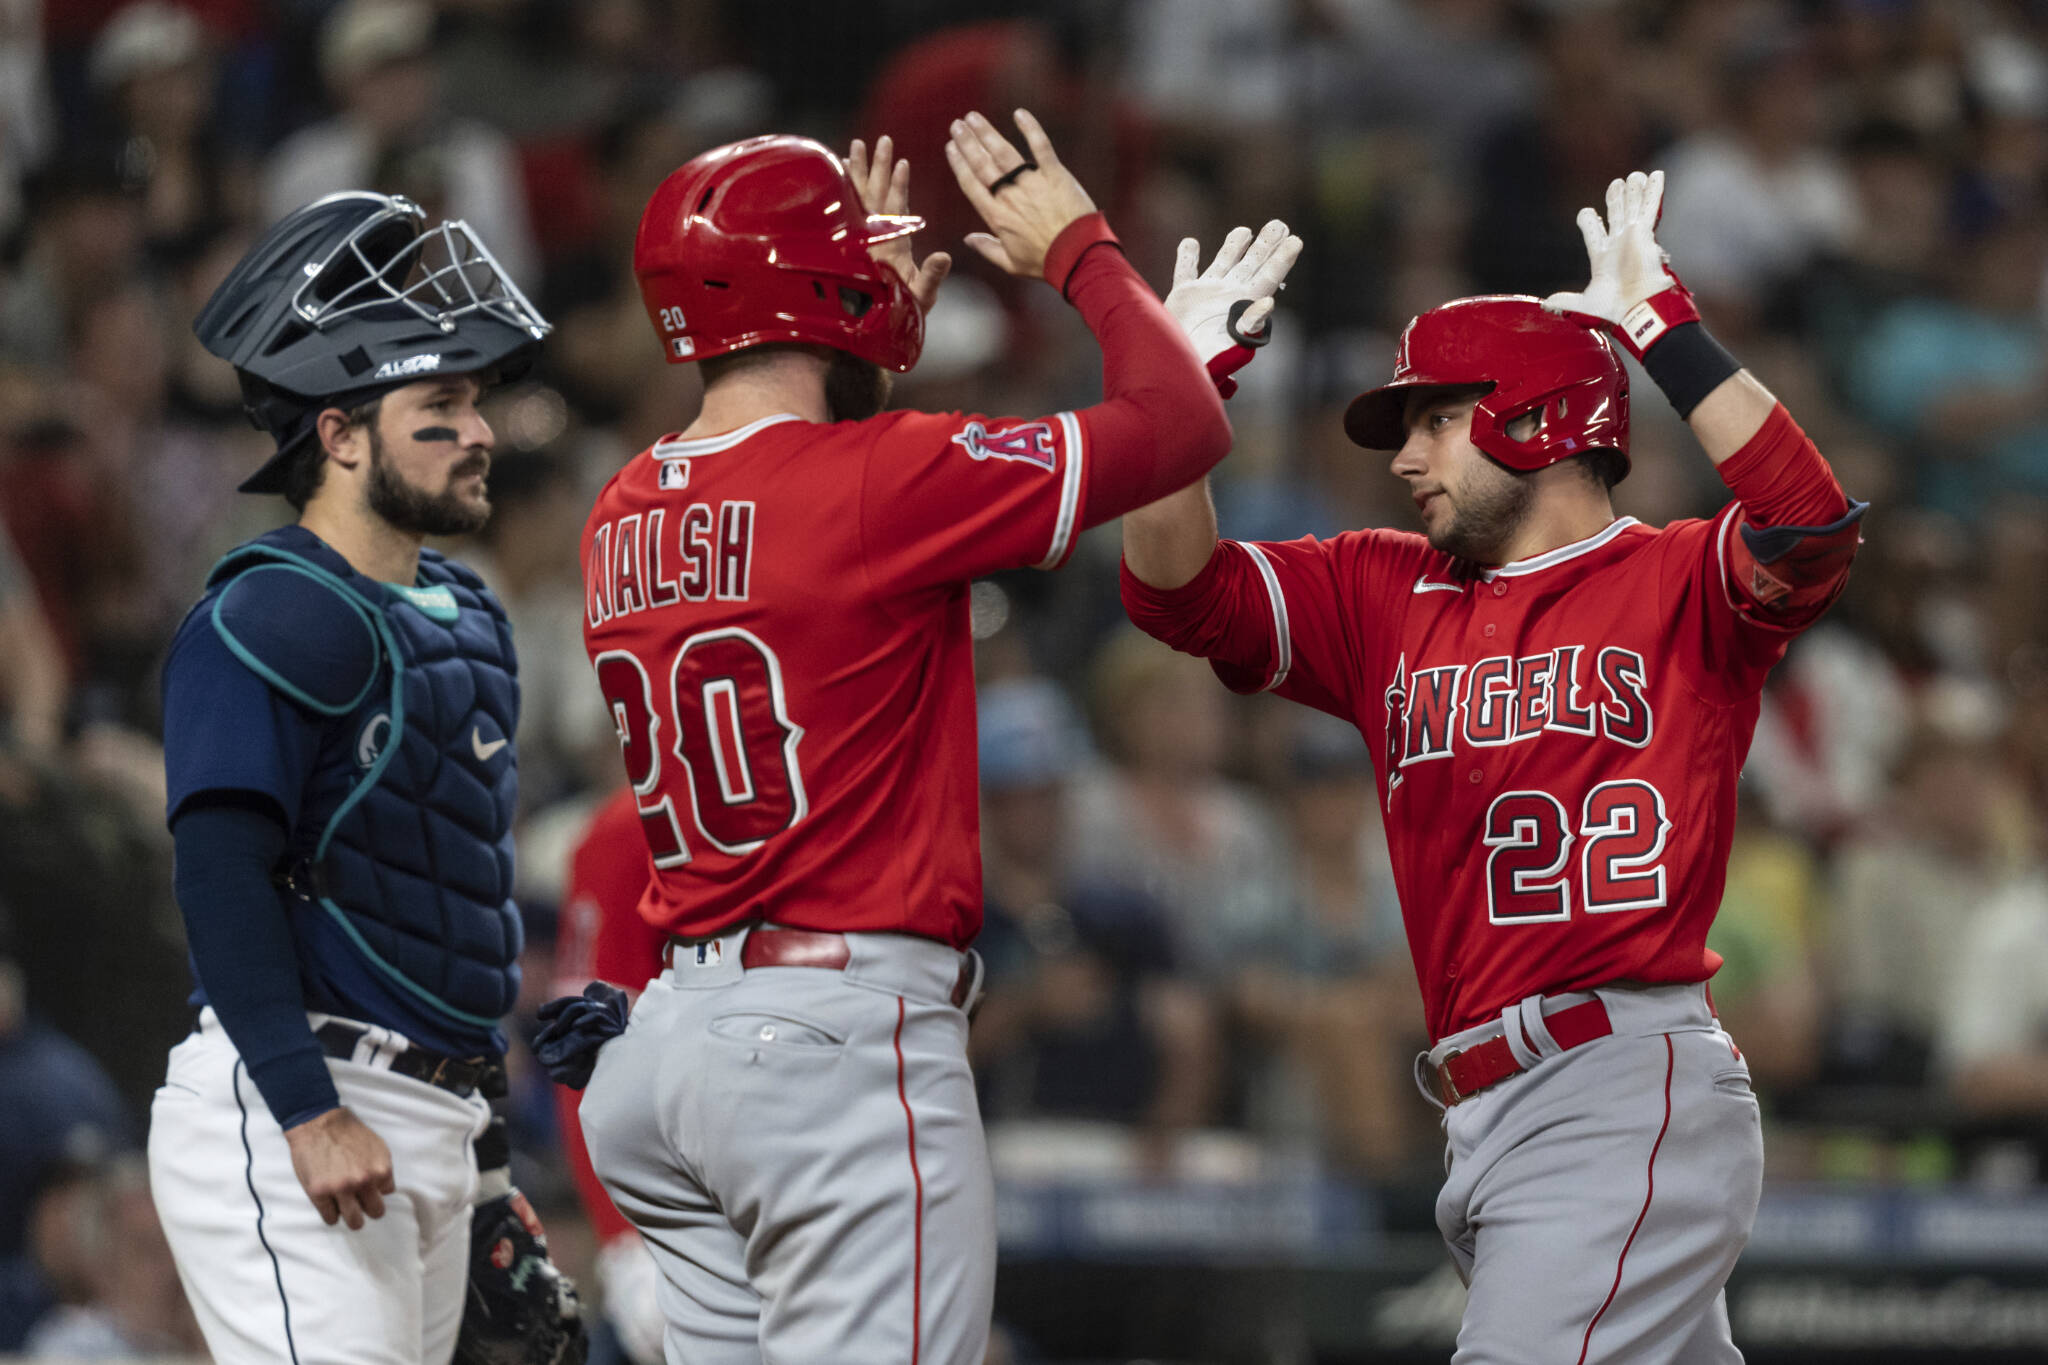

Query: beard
825,350,892,422
1428,460,1533,565
366,426,491,537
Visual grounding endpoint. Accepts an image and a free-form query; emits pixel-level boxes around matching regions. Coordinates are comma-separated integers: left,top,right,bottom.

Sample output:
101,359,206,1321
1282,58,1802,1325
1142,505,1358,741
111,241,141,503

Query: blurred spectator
1848,203,2048,524
262,0,538,287
1658,27,1860,329
1070,627,1290,974
18,1158,200,1357
0,908,129,1348
971,678,1220,1170
0,144,142,371
1465,4,1664,298
1212,709,1427,1177
1825,728,2032,1085
87,2,254,257
468,448,615,810
0,517,64,756
1706,792,1826,1095
0,0,52,239
1936,858,2048,1128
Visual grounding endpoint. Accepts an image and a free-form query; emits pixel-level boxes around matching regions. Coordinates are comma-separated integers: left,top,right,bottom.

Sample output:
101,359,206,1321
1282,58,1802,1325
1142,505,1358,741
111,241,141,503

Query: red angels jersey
580,408,1088,947
553,788,667,1244
1191,510,1817,1041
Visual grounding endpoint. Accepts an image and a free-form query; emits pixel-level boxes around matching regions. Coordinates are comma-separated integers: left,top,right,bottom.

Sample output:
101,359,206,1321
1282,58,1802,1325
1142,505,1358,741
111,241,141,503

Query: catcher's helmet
634,135,925,372
195,191,551,494
1344,295,1629,477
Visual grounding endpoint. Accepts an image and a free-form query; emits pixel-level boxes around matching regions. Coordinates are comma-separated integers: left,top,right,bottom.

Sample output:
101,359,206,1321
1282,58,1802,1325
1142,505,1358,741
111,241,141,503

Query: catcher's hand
454,1186,588,1365
1164,220,1303,398
1542,169,1701,360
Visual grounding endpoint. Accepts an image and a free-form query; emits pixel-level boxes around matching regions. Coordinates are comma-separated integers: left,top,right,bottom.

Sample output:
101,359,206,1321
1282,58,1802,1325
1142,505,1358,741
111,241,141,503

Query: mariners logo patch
356,711,392,769
950,420,1057,472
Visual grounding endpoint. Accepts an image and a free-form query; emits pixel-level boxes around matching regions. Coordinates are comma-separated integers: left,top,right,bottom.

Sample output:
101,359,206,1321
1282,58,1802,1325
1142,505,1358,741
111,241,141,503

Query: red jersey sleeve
858,408,1088,590
552,791,667,1246
1122,530,1417,720
1662,405,1862,703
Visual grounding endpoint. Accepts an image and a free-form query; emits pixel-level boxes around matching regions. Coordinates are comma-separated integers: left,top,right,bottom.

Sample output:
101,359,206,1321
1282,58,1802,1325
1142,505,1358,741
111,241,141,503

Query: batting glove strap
1614,280,1702,359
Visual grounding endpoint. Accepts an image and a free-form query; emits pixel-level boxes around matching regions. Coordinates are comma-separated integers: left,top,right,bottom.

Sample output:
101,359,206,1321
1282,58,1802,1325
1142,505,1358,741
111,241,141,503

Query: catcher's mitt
454,1184,589,1365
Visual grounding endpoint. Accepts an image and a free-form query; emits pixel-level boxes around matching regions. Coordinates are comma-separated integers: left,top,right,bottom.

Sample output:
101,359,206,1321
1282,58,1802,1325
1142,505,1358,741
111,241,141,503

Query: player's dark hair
1578,448,1628,491
697,342,890,422
280,394,383,511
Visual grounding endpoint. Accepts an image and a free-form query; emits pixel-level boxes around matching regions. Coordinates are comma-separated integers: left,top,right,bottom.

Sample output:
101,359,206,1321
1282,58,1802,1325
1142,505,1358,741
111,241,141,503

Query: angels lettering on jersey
1379,643,1652,806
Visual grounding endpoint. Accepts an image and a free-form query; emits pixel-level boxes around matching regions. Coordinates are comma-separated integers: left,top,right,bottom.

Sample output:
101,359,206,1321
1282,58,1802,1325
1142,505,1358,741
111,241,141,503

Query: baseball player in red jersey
546,113,1298,1364
549,789,666,1364
1122,171,1863,1363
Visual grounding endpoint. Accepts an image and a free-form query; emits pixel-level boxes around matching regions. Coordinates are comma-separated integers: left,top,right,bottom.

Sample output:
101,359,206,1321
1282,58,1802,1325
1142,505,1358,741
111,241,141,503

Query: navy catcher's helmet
195,192,551,494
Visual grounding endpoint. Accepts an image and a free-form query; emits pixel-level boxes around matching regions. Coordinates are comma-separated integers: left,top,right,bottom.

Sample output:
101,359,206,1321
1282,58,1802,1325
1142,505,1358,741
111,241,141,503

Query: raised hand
942,109,1097,281
1542,169,1701,360
1164,220,1303,395
847,134,951,314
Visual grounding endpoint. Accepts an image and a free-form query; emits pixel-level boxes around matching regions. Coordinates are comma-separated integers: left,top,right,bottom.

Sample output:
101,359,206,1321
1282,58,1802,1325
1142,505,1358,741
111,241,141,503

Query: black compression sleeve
172,797,339,1127
1640,321,1741,419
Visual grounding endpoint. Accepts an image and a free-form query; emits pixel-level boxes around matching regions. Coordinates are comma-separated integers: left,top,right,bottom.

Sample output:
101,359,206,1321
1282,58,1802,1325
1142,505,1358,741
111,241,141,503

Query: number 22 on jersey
595,629,807,866
1482,778,1672,924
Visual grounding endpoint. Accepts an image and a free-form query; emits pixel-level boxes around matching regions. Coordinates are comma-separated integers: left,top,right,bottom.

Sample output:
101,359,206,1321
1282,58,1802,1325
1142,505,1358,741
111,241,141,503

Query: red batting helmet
1343,295,1630,476
634,135,925,372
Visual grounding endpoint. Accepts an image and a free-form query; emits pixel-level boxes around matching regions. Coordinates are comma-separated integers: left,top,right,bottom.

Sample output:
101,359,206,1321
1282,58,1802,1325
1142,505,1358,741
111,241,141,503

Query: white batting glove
1164,219,1303,398
1541,170,1702,361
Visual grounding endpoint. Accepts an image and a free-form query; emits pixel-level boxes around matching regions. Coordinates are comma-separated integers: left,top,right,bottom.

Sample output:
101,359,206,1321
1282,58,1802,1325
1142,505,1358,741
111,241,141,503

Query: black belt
315,1021,504,1099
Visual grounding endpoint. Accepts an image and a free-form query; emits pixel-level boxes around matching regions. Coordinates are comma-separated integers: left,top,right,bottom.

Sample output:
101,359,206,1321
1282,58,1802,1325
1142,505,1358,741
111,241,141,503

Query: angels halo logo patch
949,420,1056,472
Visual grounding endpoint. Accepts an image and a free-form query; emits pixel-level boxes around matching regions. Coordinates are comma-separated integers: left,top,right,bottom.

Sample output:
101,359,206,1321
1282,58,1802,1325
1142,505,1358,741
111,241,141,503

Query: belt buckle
1436,1047,1465,1106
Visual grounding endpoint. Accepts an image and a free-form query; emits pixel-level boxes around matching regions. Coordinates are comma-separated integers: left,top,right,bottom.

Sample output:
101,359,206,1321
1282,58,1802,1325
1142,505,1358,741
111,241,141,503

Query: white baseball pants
148,1013,491,1365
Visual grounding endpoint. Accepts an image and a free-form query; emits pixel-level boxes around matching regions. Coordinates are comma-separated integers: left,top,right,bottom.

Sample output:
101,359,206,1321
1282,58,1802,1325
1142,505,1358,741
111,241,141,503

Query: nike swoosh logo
472,727,508,761
1413,576,1463,594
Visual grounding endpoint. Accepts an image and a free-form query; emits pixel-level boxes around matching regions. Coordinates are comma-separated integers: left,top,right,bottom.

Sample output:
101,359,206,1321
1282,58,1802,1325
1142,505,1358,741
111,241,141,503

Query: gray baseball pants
580,924,994,1365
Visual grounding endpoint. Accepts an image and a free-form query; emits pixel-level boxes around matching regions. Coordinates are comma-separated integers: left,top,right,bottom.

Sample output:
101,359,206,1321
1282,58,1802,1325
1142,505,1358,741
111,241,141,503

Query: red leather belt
665,928,976,1008
1433,998,1612,1106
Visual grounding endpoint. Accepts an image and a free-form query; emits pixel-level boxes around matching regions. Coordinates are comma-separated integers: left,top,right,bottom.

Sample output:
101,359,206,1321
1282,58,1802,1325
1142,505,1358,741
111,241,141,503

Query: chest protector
206,528,522,1028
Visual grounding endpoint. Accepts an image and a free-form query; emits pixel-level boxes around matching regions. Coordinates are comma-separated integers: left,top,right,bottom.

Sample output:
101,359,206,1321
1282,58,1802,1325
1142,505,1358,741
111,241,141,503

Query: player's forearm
1121,477,1220,589
1047,215,1234,526
1684,370,1779,466
172,798,341,1127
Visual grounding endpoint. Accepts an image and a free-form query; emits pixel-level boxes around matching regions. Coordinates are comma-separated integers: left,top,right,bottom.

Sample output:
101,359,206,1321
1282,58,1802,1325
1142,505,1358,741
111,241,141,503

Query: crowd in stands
6,0,2048,1354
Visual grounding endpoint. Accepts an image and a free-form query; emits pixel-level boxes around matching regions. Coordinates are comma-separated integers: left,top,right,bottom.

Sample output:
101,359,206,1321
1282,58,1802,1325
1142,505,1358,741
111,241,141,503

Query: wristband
1640,321,1740,419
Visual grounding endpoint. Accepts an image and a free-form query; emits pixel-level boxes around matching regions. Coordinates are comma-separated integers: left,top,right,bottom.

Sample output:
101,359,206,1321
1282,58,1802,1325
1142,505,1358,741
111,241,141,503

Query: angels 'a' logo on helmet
949,420,1056,472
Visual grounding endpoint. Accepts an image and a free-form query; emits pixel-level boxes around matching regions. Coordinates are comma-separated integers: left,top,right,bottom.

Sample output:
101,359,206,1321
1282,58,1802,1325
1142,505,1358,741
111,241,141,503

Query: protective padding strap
210,562,382,716
1730,499,1867,613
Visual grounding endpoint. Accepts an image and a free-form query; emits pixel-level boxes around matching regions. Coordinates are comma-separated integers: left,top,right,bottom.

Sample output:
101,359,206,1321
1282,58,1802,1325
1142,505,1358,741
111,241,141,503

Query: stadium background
4,0,2048,1360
